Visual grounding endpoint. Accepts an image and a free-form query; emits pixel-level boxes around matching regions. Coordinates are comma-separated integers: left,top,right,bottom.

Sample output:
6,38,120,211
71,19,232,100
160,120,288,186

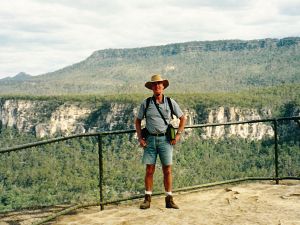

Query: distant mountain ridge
0,72,31,81
89,37,300,59
0,37,299,95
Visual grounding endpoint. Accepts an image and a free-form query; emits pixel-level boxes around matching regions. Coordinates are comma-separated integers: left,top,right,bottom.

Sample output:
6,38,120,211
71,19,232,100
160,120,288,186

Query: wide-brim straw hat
145,74,169,90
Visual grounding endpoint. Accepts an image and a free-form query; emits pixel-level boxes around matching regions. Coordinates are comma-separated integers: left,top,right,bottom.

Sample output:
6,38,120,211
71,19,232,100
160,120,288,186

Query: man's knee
146,164,155,176
163,165,172,176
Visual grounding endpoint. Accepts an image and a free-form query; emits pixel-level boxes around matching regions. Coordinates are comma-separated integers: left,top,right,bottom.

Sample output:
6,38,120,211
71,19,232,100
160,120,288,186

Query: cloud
277,0,300,16
0,0,299,78
166,0,254,9
34,0,124,14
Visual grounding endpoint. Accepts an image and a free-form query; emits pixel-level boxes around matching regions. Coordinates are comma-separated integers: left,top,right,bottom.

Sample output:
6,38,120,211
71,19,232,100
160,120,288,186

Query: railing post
273,120,279,184
97,134,104,210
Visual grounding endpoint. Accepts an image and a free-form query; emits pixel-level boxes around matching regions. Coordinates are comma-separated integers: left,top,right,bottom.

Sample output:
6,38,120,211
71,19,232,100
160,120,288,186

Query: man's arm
176,115,186,135
170,115,186,145
135,118,147,148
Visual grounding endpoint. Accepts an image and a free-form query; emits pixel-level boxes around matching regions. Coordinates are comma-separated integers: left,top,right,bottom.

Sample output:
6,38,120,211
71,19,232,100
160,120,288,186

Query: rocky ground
1,181,299,225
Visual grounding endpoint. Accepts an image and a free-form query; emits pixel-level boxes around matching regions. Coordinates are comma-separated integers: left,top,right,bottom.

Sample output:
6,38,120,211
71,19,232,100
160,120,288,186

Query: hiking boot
165,195,179,209
140,194,151,209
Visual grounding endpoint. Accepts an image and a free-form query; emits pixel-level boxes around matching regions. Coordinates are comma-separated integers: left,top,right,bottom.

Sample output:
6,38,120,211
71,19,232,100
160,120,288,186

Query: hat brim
145,80,169,90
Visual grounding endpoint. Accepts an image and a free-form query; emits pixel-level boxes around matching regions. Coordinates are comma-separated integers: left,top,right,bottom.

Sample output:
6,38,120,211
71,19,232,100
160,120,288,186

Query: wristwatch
177,131,183,135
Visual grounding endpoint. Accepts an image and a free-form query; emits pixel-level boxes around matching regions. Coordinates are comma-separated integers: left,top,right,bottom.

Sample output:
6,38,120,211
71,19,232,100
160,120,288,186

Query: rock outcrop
203,107,273,139
0,98,275,140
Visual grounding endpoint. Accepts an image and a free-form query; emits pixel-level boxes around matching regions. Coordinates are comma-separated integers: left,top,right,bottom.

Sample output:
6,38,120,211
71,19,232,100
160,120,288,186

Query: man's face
151,81,164,95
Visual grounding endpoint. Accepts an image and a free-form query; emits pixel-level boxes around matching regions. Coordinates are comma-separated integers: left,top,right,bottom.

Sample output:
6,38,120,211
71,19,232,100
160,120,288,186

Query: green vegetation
1,83,299,112
0,119,299,212
0,129,99,211
0,81,299,212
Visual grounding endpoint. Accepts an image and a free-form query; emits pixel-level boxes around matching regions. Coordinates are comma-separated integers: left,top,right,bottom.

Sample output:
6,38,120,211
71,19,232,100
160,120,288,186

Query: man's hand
135,118,147,148
170,114,186,145
170,133,181,145
139,137,147,148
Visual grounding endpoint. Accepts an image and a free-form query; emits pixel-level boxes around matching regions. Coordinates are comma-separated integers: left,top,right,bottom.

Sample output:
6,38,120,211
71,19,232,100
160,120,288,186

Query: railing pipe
97,134,104,210
273,119,279,184
0,132,99,154
1,116,299,154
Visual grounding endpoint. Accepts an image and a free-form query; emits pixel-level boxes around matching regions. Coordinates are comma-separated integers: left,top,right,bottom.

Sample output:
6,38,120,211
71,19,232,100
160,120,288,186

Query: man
135,74,186,209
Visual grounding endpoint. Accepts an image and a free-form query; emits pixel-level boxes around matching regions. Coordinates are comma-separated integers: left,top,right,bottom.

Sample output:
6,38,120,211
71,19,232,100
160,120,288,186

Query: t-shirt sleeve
137,100,146,120
170,98,183,118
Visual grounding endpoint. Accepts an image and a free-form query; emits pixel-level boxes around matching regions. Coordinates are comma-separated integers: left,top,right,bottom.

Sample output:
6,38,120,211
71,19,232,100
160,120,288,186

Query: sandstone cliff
0,99,274,140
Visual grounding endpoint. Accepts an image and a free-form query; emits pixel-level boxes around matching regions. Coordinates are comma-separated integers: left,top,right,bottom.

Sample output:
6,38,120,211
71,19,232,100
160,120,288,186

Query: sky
0,0,300,79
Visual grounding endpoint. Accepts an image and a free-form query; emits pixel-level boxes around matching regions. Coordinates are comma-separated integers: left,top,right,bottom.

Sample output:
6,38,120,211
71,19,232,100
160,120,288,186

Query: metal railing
0,116,299,224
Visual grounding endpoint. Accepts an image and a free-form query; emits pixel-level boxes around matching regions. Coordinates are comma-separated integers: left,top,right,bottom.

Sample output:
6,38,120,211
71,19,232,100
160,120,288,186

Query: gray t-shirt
137,96,183,134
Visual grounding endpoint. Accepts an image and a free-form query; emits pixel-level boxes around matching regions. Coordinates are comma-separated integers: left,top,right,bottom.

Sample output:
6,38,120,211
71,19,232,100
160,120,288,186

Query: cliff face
0,100,40,133
0,100,91,138
35,104,91,137
0,99,274,140
203,107,273,140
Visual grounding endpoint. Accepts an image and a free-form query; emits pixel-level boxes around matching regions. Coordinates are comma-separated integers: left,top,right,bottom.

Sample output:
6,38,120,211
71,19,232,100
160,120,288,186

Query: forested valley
0,85,299,211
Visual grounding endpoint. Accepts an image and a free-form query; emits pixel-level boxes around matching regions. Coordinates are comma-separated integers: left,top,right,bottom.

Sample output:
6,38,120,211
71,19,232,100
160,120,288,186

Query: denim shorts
142,135,173,166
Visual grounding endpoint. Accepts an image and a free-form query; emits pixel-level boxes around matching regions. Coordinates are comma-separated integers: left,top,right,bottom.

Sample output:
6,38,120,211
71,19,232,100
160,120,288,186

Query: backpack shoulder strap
166,97,175,119
144,96,175,119
143,97,152,118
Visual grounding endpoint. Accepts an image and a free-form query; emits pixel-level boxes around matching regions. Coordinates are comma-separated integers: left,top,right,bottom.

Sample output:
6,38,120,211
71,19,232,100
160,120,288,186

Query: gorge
0,98,275,141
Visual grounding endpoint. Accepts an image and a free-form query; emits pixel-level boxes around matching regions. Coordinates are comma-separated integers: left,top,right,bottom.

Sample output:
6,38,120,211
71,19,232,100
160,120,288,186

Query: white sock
166,192,172,196
145,191,152,195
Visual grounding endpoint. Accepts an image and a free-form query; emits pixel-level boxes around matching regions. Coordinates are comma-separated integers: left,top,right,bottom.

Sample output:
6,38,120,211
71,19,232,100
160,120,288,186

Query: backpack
143,96,175,119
